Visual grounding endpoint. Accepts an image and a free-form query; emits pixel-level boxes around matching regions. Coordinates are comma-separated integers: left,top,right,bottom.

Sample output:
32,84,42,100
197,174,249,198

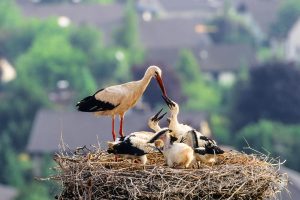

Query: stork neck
169,113,179,129
153,124,161,132
139,72,153,92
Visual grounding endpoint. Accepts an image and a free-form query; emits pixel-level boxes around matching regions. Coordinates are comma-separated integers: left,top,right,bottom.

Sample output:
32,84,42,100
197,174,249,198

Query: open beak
151,108,167,122
155,74,167,97
162,95,175,109
152,108,163,120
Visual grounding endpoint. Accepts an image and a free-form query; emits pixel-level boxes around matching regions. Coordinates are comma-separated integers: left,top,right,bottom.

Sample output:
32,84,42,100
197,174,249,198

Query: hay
47,147,288,200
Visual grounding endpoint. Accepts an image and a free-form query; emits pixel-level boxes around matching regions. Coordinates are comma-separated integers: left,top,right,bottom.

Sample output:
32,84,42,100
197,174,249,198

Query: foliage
229,62,300,131
175,50,221,111
210,114,230,144
235,120,300,171
0,81,49,150
0,134,24,187
16,183,51,200
209,16,255,45
16,32,97,97
175,50,202,82
31,0,114,4
0,0,21,29
114,0,144,65
270,0,300,38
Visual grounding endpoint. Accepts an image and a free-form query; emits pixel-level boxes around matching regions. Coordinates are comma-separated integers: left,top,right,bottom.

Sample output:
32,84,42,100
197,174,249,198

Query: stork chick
107,129,169,165
162,96,203,147
76,66,168,141
149,129,194,168
188,130,224,164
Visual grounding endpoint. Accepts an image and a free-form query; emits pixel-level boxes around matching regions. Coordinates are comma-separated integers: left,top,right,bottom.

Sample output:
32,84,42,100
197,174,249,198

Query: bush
235,120,300,171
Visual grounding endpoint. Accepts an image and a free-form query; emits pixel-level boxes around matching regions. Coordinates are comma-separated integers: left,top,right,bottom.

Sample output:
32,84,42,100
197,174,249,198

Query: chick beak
162,95,175,109
152,108,164,121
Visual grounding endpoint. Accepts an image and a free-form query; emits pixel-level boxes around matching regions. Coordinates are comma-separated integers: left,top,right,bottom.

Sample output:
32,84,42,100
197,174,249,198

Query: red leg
112,115,118,161
119,114,124,137
112,116,116,141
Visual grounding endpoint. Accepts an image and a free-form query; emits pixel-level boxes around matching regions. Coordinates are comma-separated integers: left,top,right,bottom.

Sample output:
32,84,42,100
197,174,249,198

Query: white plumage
162,96,225,163
149,129,194,168
162,96,203,146
76,66,168,141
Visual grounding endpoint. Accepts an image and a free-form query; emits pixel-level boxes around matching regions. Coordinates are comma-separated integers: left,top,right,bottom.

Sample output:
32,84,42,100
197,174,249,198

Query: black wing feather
76,89,119,112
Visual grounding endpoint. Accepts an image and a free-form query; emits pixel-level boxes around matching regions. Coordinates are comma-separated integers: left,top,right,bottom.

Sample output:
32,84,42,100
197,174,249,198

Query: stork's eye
155,71,159,76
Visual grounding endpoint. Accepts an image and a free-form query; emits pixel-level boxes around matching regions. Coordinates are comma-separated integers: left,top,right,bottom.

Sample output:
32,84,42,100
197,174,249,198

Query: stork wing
76,85,126,112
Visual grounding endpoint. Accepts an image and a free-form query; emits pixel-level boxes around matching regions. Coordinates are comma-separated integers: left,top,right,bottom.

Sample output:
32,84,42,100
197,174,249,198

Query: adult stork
76,66,168,141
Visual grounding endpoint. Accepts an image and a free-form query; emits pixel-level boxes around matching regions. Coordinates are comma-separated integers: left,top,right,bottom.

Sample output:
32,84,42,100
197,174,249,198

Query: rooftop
0,184,18,200
27,109,207,153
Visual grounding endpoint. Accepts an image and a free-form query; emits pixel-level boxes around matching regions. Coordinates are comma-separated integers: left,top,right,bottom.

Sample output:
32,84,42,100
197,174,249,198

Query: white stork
162,96,201,145
76,66,168,141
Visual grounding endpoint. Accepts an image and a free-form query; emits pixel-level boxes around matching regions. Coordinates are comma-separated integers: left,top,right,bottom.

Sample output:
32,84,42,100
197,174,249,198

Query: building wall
286,19,300,62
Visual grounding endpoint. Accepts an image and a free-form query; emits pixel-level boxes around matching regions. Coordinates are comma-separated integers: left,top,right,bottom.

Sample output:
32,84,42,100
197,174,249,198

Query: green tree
175,49,221,111
16,183,51,200
0,134,24,187
271,0,300,38
176,50,202,82
16,34,96,97
115,0,139,50
229,62,300,131
114,0,144,65
235,120,300,171
0,0,21,29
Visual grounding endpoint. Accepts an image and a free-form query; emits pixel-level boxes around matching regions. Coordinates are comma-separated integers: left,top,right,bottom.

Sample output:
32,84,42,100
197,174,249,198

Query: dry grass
44,145,288,200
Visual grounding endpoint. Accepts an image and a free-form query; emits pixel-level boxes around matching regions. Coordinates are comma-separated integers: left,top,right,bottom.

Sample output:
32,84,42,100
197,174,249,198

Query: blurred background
1,0,300,199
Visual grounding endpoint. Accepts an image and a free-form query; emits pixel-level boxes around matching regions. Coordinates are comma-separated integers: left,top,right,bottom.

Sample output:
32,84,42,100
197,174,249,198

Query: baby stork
188,130,224,164
76,66,168,141
149,129,194,168
162,96,203,146
107,129,170,165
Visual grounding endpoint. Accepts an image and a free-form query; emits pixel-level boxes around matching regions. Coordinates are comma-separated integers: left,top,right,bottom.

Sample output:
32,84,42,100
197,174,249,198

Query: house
139,17,212,71
285,18,300,62
16,0,125,44
27,109,208,154
196,44,256,85
16,0,257,84
0,184,18,200
144,42,256,85
137,0,224,20
234,0,282,35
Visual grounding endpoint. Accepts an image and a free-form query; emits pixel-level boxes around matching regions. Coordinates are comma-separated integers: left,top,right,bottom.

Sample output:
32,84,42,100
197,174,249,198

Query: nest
47,146,288,200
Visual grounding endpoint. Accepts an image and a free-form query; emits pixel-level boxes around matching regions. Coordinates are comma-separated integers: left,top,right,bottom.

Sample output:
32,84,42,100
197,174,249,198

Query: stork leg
112,115,116,141
112,115,119,162
119,114,124,137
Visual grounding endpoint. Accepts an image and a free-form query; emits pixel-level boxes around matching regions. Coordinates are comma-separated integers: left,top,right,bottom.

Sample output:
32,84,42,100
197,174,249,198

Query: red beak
155,75,167,97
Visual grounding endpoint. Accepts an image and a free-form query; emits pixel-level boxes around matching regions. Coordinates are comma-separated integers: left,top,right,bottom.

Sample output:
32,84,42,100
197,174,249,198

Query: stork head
148,108,167,130
162,96,179,115
146,66,167,97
